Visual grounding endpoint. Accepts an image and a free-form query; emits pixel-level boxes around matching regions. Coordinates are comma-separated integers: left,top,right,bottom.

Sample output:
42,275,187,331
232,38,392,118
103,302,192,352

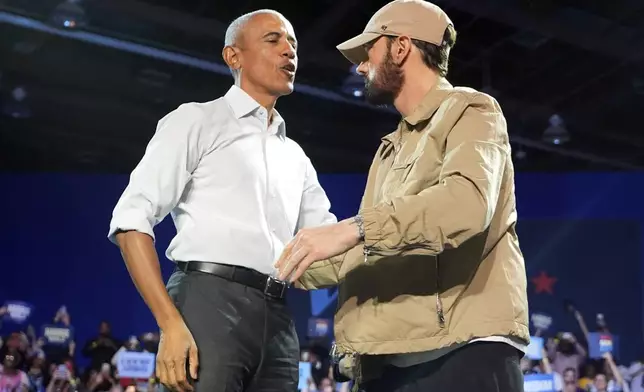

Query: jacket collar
382,78,453,145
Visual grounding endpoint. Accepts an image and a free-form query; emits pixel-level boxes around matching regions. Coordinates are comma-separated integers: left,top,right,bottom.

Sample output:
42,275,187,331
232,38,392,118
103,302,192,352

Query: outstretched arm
276,93,509,282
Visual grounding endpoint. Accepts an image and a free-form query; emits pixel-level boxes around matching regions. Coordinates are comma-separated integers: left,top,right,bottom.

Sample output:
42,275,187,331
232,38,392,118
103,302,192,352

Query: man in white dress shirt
107,9,336,392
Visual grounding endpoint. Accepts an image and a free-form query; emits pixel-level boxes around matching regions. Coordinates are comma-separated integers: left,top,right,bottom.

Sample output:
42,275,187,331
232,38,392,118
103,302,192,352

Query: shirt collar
225,85,260,118
224,85,286,139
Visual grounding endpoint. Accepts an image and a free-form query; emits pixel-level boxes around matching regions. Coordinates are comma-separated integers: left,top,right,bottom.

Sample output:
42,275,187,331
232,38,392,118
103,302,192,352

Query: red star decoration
532,271,557,294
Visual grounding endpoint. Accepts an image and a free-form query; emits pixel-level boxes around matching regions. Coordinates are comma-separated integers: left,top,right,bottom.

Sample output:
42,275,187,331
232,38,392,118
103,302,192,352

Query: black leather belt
177,261,288,299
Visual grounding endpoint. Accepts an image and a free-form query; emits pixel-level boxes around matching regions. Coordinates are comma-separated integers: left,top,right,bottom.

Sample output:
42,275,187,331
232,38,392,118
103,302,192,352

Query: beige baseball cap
336,0,453,65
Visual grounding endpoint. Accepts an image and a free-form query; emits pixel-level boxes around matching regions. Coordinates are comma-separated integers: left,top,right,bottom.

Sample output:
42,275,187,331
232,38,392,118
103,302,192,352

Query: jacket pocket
390,156,419,184
382,156,420,198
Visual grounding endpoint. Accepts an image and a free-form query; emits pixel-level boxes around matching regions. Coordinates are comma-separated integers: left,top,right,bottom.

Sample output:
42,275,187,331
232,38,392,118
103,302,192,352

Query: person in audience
520,357,540,375
592,373,612,392
315,377,335,392
580,362,599,390
86,363,116,392
82,322,120,379
112,336,150,390
0,332,28,370
46,363,80,392
548,333,587,376
0,350,29,392
107,7,336,392
562,367,585,392
275,0,529,390
626,362,644,392
26,353,48,392
41,307,75,365
139,333,159,354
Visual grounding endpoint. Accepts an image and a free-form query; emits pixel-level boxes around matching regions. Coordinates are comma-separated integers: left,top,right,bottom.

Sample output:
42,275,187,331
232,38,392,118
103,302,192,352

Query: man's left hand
275,218,361,282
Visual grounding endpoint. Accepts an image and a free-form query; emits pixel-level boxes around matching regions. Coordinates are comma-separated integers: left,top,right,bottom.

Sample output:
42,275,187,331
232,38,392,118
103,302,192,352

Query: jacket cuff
360,206,387,249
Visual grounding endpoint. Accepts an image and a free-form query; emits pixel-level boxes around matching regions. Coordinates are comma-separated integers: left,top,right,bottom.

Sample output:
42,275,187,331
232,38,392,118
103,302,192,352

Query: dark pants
360,342,523,392
165,269,299,392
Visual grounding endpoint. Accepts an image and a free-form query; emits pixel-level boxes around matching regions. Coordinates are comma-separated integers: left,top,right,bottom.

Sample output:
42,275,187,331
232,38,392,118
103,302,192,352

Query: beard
364,49,404,106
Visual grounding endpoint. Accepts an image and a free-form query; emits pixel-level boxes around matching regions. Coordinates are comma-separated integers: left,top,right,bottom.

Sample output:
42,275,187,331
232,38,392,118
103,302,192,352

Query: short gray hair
224,9,285,48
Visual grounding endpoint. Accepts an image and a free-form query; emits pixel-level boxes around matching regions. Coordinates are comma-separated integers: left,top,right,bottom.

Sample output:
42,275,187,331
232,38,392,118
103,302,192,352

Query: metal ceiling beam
510,135,644,170
89,0,353,72
435,0,644,63
1,11,640,171
494,89,644,153
87,0,227,41
0,11,387,110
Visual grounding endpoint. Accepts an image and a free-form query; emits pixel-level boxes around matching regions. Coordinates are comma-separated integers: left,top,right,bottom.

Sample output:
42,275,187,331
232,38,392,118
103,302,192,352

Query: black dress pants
360,342,524,392
164,269,299,392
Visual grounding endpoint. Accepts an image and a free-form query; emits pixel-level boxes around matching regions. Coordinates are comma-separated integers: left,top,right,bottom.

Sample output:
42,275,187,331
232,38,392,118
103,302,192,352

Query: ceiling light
542,114,570,145
48,0,87,29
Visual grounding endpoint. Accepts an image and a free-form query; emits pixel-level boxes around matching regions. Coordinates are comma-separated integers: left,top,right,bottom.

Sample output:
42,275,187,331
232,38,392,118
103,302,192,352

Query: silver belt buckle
264,276,287,298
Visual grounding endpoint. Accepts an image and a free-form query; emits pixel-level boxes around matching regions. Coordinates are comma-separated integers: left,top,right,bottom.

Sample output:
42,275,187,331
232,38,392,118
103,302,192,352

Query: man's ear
392,36,412,65
222,46,241,70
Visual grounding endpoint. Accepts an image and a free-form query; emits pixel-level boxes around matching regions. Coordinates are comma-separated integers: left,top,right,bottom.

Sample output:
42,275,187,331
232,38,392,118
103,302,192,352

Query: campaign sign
41,324,73,345
117,351,156,379
523,373,556,392
530,313,552,331
3,301,33,324
588,332,619,359
526,336,544,360
298,361,312,390
307,318,331,338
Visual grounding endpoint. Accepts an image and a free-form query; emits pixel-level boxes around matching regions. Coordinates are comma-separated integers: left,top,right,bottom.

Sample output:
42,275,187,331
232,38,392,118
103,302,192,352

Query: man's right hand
116,231,198,390
156,320,199,392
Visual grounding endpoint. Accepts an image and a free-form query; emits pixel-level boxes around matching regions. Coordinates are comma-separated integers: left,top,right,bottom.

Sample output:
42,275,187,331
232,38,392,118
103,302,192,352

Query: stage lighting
48,0,87,29
542,114,570,145
341,65,364,99
2,86,32,119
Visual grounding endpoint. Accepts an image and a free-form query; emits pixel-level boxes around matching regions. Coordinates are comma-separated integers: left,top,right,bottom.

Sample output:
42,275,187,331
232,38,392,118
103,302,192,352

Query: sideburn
364,39,405,106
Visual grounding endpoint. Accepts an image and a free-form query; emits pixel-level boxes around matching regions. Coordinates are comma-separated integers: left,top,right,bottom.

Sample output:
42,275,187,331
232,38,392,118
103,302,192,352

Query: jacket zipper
365,135,446,328
364,245,446,329
435,255,445,328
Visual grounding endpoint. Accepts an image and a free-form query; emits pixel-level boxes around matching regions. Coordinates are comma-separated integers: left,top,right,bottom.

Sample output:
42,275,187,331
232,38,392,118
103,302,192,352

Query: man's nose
356,61,368,75
282,44,296,59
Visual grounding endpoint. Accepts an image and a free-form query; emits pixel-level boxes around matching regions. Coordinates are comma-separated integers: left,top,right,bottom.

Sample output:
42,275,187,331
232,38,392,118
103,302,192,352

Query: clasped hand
274,218,362,283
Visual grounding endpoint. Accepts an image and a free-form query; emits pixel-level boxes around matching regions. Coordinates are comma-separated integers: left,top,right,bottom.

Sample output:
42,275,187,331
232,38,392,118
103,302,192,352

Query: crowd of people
521,332,641,392
0,304,642,392
0,306,161,392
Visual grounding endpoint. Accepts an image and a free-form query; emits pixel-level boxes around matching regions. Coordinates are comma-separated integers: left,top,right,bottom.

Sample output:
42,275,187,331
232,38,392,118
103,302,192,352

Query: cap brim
336,32,381,65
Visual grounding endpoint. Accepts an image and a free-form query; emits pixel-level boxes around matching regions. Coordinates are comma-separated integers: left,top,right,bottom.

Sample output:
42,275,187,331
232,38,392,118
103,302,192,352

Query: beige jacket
298,78,529,381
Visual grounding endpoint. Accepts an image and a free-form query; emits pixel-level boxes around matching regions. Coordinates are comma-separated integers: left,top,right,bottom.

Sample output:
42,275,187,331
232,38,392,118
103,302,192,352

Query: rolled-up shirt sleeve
107,103,208,244
295,157,338,231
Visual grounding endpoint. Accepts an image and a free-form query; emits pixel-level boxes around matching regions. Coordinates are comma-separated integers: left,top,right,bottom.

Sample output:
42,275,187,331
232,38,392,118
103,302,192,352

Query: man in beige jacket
275,1,530,390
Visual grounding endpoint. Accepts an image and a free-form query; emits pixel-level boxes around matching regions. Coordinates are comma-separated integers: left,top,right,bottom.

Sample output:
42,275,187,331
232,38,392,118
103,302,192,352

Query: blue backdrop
1,172,643,363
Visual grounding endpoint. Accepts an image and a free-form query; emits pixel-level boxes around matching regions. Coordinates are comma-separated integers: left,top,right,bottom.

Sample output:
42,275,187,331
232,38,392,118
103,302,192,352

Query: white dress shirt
108,85,337,276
